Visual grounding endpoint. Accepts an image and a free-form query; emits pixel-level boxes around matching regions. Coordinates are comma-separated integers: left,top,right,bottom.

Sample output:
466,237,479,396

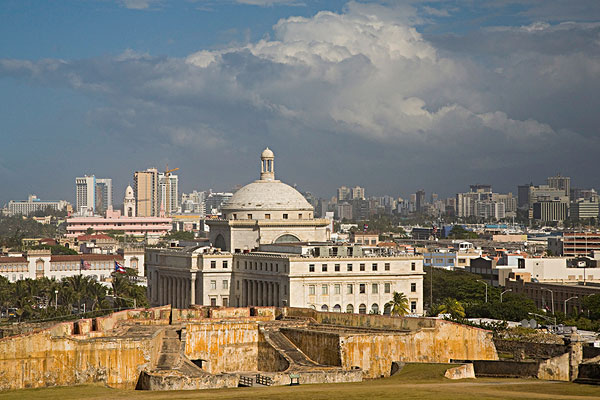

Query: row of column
242,279,280,307
158,275,195,308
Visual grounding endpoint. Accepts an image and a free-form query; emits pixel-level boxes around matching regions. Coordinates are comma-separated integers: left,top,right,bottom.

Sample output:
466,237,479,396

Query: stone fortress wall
0,305,500,391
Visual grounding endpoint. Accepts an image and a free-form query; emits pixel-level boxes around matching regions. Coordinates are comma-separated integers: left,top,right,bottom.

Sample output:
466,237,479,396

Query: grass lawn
1,364,599,400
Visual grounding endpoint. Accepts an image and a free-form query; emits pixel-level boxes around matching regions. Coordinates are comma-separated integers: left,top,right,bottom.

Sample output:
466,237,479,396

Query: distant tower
124,185,136,217
260,147,275,181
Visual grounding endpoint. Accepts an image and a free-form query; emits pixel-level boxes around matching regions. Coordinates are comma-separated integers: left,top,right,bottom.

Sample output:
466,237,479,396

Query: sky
1,0,600,206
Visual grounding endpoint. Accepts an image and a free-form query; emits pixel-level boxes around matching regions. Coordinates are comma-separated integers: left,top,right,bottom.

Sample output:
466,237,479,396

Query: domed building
207,149,329,252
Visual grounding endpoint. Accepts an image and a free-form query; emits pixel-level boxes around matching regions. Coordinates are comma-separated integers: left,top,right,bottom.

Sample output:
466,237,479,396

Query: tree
85,227,94,235
385,292,409,316
437,297,466,319
448,225,478,239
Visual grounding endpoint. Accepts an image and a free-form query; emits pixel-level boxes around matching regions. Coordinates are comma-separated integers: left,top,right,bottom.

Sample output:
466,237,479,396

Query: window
435,258,444,263
237,280,240,290
384,283,391,293
360,263,365,271
223,280,229,289
211,260,216,269
411,283,416,292
411,301,417,312
322,264,327,272
298,213,303,219
359,283,366,294
346,304,354,313
372,263,378,271
458,258,466,263
233,214,237,220
309,264,315,272
244,261,247,269
411,262,416,271
223,260,228,268
347,263,353,272
309,285,315,295
359,304,367,314
334,284,341,294
276,264,279,272
283,214,288,219
321,304,329,311
347,284,353,294
236,261,239,269
223,297,229,307
448,259,454,264
372,283,378,294
265,213,271,219
371,303,379,314
210,280,216,290
322,285,328,295
335,264,340,272
247,214,253,219
210,298,217,306
384,263,390,271
424,258,432,264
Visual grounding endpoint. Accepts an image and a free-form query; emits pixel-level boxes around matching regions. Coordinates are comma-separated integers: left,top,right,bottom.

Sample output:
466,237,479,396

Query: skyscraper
547,174,570,197
76,175,96,214
95,178,113,214
134,168,159,217
158,173,179,215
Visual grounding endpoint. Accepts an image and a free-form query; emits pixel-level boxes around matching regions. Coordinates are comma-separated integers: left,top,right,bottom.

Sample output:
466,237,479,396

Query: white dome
223,180,313,212
261,147,274,158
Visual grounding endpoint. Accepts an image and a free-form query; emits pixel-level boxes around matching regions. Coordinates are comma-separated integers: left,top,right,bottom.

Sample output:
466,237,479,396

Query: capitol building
147,149,424,315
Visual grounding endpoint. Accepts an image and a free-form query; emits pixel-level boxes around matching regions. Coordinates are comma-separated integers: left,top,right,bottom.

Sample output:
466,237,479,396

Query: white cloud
2,3,600,194
118,0,162,10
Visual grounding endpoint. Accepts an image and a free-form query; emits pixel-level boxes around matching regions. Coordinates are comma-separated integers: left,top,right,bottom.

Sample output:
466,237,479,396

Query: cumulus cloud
118,0,162,10
2,2,600,195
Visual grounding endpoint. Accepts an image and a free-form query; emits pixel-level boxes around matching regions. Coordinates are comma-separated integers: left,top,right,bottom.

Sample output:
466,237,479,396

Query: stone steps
262,328,319,368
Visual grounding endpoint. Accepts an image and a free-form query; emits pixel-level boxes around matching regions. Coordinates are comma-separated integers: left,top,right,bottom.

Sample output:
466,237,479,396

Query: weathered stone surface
445,363,475,380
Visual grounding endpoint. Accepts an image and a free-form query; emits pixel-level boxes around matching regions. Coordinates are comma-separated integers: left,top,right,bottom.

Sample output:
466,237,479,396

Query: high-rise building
4,195,70,216
351,186,365,200
134,168,159,217
415,190,426,212
95,178,113,214
547,174,570,197
158,173,179,215
337,186,351,201
76,175,96,214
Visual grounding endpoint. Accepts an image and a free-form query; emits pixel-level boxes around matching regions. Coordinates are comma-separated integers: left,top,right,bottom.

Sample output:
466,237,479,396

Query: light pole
500,289,512,303
54,289,58,310
110,295,137,309
542,288,554,315
477,280,488,303
529,311,556,328
564,296,578,315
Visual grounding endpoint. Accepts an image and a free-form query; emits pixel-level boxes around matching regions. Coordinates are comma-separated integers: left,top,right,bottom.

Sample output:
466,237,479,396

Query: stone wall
494,339,567,360
257,331,289,372
471,360,539,378
282,328,342,366
0,324,164,390
184,321,260,374
340,322,498,379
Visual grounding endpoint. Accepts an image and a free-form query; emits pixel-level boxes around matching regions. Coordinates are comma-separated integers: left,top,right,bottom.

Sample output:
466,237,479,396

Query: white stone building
146,149,424,314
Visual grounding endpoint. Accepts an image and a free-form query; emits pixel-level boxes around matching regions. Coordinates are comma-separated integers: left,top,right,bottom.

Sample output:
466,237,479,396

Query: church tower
124,185,136,217
260,147,275,181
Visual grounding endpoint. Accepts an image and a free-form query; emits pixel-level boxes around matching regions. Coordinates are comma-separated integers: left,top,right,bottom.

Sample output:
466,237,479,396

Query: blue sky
1,0,600,205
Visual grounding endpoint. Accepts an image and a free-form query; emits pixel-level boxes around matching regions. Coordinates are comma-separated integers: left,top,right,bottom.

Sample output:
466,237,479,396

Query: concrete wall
538,353,570,381
282,328,342,366
472,360,539,378
184,321,260,374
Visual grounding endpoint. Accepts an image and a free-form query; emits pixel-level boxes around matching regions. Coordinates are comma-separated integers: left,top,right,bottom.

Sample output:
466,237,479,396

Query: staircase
261,328,320,368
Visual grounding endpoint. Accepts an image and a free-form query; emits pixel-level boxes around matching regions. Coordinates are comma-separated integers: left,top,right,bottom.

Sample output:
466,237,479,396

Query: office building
4,195,70,216
134,168,159,217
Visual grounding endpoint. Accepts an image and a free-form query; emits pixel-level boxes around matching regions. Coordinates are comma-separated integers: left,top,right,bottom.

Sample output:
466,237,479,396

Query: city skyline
1,1,600,204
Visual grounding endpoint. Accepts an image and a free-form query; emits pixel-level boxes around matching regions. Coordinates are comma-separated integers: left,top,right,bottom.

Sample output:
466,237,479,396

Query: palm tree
437,297,465,319
385,291,410,317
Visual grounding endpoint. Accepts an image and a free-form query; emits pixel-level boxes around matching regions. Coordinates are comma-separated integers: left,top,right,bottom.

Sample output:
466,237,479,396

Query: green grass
1,365,600,400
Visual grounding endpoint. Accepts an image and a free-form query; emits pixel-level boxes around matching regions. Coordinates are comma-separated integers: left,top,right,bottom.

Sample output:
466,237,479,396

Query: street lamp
477,280,488,303
542,288,554,315
529,311,556,328
110,295,137,309
500,289,512,303
54,289,58,310
564,296,578,315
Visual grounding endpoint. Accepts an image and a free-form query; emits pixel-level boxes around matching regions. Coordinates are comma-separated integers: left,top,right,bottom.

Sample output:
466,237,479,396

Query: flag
115,261,126,274
80,259,92,270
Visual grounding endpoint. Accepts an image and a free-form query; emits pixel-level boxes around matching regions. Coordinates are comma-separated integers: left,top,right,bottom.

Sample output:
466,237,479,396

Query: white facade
76,175,96,214
5,195,70,216
498,257,600,285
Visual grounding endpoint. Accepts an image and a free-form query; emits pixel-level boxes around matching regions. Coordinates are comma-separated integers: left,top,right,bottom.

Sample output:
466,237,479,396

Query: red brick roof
0,257,27,263
50,254,123,262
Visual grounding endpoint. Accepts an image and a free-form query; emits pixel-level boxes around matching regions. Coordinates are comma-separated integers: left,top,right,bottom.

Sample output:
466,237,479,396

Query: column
242,279,247,307
190,274,196,306
253,280,258,306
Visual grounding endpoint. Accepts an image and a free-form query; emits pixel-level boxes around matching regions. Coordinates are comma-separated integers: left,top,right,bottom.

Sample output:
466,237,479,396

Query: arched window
346,304,354,313
333,304,341,313
321,304,329,312
371,303,379,314
214,234,227,251
274,234,301,244
309,304,316,310
359,303,367,314
383,303,392,316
